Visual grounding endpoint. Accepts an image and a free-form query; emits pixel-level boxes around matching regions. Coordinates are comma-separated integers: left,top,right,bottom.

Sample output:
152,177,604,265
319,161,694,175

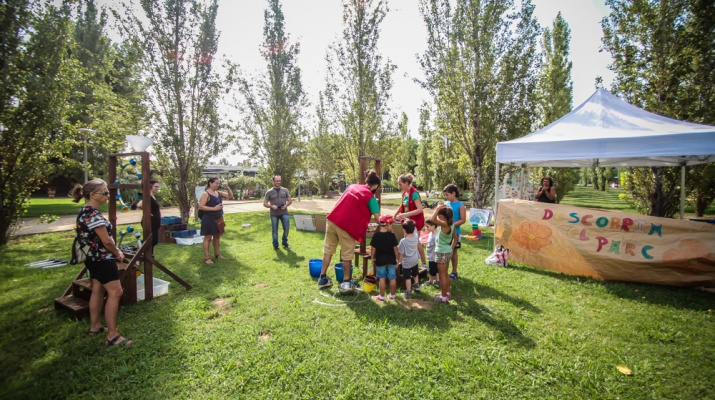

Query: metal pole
83,145,88,183
78,128,95,183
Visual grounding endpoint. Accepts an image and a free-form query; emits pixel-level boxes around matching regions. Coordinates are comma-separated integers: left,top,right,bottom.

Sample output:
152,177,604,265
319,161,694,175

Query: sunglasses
94,191,110,196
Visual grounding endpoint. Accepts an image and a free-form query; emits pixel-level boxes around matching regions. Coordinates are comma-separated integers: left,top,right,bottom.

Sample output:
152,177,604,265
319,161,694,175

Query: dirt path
13,192,429,237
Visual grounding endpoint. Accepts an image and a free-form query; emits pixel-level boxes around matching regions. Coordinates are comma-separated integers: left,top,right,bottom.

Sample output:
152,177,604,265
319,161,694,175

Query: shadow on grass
510,262,714,312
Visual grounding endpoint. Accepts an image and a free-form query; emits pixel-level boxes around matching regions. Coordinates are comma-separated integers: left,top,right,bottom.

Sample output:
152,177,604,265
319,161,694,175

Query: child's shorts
436,252,453,264
376,264,396,280
402,264,418,280
428,261,438,276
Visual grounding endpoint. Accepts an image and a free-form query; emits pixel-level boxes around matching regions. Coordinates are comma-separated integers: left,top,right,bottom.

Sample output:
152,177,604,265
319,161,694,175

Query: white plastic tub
136,275,170,300
175,235,204,245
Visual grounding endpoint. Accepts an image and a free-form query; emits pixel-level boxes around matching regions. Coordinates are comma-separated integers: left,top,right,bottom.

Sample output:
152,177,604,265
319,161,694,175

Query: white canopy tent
495,88,715,218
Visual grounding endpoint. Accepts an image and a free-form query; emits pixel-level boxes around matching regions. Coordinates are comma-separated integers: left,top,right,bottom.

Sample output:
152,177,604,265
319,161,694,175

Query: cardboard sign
496,199,715,287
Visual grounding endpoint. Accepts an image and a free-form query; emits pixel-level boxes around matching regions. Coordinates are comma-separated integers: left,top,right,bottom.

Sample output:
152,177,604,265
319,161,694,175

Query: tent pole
493,162,500,250
680,165,685,219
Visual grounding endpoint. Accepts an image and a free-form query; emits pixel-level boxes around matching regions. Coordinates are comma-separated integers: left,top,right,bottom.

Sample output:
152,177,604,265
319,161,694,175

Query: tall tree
63,1,146,182
418,0,540,208
115,0,231,222
415,105,435,192
601,0,715,217
390,113,418,179
0,1,79,245
236,0,307,190
534,12,578,202
320,0,397,183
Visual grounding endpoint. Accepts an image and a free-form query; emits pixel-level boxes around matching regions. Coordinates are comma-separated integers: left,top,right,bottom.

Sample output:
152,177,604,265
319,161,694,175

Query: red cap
378,215,395,225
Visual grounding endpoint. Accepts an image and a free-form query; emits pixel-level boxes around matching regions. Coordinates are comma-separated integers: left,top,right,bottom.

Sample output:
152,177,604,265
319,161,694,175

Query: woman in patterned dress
71,179,133,346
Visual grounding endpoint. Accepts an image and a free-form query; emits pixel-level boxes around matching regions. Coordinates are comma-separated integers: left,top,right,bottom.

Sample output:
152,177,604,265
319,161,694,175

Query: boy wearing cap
370,215,399,301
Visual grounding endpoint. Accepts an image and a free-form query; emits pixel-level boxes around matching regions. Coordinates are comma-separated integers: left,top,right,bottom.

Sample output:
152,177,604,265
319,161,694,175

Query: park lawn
1,212,714,399
23,197,108,218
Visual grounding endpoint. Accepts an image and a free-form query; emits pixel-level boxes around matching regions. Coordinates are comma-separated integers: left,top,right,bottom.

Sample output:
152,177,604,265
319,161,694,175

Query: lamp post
77,128,95,183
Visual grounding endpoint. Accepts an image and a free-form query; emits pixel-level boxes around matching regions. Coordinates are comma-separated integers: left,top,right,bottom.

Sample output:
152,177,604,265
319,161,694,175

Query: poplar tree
418,0,540,208
534,12,578,203
320,0,397,182
415,106,435,193
0,1,79,245
115,0,231,222
237,0,306,190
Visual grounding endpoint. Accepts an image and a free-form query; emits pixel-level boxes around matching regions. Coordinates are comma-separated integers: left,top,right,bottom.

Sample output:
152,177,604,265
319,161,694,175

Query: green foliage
536,11,572,127
389,113,419,179
306,120,338,196
418,0,540,208
114,0,233,223
620,167,680,217
235,0,307,190
0,1,80,245
319,0,397,183
415,105,435,192
687,163,715,217
61,1,147,183
601,0,715,217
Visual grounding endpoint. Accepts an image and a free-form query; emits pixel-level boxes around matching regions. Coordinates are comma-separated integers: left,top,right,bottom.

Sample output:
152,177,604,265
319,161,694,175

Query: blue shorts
376,265,397,280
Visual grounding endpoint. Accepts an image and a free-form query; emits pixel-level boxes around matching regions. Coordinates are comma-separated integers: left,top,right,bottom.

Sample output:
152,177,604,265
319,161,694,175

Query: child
443,184,466,280
430,204,457,303
423,220,439,286
397,219,426,298
370,215,399,301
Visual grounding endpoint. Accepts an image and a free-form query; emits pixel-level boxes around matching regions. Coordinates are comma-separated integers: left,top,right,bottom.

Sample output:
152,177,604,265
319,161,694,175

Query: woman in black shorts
71,179,133,346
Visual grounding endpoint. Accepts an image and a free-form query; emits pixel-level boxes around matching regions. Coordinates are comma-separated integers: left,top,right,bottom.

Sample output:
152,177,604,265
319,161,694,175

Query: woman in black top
198,177,233,264
71,179,133,346
135,179,161,249
535,177,556,203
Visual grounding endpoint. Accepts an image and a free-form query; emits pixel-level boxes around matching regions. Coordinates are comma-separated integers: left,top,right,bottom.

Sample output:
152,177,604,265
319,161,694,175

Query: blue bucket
334,263,353,282
309,259,322,278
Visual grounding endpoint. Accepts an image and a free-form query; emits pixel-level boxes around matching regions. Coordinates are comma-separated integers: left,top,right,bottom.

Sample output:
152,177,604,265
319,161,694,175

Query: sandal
204,258,214,265
88,326,106,336
215,254,225,259
106,335,133,346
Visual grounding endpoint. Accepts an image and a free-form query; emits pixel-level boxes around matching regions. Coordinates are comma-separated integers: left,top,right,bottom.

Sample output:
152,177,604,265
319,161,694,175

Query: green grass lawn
22,197,108,218
1,211,714,399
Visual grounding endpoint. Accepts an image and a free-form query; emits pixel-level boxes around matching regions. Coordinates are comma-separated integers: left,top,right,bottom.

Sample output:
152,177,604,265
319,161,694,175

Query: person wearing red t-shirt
317,170,382,289
394,173,425,231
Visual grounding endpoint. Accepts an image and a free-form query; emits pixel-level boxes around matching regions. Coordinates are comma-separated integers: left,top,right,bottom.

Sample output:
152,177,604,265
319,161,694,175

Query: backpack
70,234,90,265
485,245,509,267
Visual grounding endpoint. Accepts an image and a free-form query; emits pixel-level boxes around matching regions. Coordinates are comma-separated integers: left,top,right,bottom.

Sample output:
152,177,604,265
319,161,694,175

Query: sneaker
317,276,332,288
372,295,385,302
402,291,412,298
282,243,290,249
449,272,458,280
433,295,449,303
446,292,451,299
423,281,435,287
273,245,279,250
387,294,396,300
413,283,421,292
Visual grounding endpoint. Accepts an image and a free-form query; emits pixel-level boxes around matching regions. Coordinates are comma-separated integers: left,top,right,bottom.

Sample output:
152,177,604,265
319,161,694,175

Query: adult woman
71,179,132,346
134,179,161,249
198,177,233,264
317,169,382,289
394,173,425,231
535,177,556,203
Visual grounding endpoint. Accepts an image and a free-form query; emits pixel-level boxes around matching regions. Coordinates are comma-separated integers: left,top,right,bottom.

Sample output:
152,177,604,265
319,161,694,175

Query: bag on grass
485,245,508,267
70,235,90,265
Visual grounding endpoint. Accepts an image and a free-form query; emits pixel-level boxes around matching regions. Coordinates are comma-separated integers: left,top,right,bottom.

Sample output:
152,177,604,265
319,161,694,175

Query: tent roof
496,88,715,167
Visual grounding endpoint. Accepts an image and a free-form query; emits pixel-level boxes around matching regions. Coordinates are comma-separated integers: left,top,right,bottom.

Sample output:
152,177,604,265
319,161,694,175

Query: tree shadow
510,263,715,312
